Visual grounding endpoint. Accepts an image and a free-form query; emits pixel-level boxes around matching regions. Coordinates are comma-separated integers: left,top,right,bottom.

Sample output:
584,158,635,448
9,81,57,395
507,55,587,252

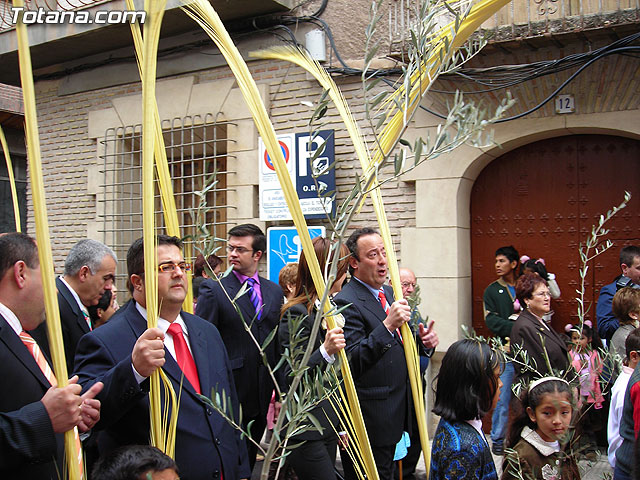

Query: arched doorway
471,134,640,338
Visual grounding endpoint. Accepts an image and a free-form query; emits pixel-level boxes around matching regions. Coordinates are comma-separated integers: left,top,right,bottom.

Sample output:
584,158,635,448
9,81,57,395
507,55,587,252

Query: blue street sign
295,129,336,219
266,226,325,283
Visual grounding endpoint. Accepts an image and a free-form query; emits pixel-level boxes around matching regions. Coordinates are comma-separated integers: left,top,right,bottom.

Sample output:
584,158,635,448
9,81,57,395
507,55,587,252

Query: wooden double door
471,134,640,337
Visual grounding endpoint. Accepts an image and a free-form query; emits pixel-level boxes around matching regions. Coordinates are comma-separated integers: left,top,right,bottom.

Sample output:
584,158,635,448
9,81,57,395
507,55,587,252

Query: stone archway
400,109,640,348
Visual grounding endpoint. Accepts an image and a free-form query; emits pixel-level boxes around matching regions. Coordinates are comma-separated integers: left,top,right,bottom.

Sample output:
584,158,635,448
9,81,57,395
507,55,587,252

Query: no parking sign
259,134,296,220
258,130,335,221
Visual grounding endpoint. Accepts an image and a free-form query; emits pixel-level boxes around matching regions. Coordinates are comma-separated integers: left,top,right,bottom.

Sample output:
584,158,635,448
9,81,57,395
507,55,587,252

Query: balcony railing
389,0,640,44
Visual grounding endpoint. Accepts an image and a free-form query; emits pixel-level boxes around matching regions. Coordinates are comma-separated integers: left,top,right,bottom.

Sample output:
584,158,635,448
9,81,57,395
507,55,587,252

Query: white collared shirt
59,276,92,330
0,302,23,336
132,302,193,383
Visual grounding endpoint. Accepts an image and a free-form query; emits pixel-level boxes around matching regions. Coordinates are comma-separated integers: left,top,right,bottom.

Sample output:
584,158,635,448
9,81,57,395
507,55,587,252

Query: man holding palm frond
0,233,103,480
74,235,250,480
335,228,438,479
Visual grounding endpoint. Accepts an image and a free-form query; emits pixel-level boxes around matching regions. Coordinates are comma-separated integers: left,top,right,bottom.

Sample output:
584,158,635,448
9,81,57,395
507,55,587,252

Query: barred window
100,114,233,290
0,151,27,233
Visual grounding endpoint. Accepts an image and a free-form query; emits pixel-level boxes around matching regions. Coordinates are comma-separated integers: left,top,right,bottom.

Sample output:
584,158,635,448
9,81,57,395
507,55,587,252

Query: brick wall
0,82,23,114
30,58,417,271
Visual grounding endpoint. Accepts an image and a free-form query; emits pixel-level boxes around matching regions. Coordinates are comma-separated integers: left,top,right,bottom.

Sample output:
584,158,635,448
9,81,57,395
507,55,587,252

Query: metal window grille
0,152,27,233
100,114,234,288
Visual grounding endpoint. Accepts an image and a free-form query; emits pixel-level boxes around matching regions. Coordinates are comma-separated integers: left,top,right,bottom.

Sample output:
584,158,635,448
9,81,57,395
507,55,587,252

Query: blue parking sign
296,130,335,219
266,226,325,283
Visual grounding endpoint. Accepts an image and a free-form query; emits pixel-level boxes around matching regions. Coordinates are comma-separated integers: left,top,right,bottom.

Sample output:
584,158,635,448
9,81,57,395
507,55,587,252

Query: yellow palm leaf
0,125,20,232
253,0,510,473
125,0,193,314
12,0,83,477
181,1,379,478
140,0,180,457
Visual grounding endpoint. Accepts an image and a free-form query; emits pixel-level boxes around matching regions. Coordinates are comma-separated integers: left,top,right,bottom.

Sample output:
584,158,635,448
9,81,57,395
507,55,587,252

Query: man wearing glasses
74,235,250,480
196,224,284,469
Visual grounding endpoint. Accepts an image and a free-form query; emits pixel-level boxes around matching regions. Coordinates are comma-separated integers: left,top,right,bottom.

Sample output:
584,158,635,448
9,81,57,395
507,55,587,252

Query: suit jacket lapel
352,279,387,324
57,277,90,334
0,315,52,389
124,302,201,397
223,274,257,325
524,310,565,351
258,276,271,323
184,314,210,397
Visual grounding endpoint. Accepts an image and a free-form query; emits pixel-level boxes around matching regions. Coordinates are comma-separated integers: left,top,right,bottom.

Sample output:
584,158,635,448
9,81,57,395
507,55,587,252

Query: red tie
378,290,402,343
167,323,201,394
378,289,390,315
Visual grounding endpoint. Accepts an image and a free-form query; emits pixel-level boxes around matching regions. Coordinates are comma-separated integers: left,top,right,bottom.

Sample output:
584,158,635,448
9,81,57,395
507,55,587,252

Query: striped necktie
19,331,57,387
378,289,390,315
20,331,85,478
246,278,262,321
82,310,92,331
378,289,402,343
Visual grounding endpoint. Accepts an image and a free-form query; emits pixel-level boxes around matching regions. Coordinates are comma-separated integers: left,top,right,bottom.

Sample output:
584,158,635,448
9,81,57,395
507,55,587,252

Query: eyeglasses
158,262,192,273
533,291,551,299
226,245,253,254
401,282,417,289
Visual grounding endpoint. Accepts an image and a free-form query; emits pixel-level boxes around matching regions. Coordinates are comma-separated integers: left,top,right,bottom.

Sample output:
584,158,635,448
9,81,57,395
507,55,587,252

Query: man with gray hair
32,239,117,372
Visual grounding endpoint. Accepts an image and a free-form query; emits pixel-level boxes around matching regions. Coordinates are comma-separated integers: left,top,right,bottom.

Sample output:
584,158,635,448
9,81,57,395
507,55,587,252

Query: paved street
253,439,613,479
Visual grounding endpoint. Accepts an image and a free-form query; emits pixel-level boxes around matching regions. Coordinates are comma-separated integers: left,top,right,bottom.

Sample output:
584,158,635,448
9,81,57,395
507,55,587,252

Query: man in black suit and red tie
196,223,284,468
334,228,438,479
74,235,250,480
0,232,102,480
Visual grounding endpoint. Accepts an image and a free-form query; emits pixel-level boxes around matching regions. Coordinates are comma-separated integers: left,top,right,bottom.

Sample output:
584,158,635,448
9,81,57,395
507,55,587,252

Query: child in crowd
610,287,640,361
567,321,605,458
520,256,561,299
502,377,580,480
92,445,179,480
607,327,640,468
430,338,502,480
567,321,604,409
520,256,560,323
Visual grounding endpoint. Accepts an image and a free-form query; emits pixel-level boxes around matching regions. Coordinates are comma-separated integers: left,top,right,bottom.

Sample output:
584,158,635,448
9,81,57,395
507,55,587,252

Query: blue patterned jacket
430,418,497,480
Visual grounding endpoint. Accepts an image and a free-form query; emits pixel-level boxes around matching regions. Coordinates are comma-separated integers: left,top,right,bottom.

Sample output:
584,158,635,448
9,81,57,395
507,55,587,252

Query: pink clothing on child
570,350,604,409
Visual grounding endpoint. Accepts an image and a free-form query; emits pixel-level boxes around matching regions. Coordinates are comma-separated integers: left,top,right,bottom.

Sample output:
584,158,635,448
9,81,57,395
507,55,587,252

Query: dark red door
471,135,640,338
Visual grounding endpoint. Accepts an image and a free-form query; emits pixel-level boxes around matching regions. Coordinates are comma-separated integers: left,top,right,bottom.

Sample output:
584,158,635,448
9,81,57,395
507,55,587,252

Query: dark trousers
613,463,631,480
342,443,395,480
246,413,268,471
287,437,338,480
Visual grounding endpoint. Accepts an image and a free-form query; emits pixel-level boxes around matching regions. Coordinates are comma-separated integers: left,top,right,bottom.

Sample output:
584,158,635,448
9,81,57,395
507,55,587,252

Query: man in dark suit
0,232,102,479
334,228,438,479
196,224,283,468
597,245,640,342
74,235,250,480
32,239,117,372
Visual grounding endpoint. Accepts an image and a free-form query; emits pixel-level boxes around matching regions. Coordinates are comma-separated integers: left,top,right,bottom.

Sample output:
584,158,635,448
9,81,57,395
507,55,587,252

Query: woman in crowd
510,273,570,384
279,237,349,479
520,256,561,323
193,252,223,278
430,338,502,480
